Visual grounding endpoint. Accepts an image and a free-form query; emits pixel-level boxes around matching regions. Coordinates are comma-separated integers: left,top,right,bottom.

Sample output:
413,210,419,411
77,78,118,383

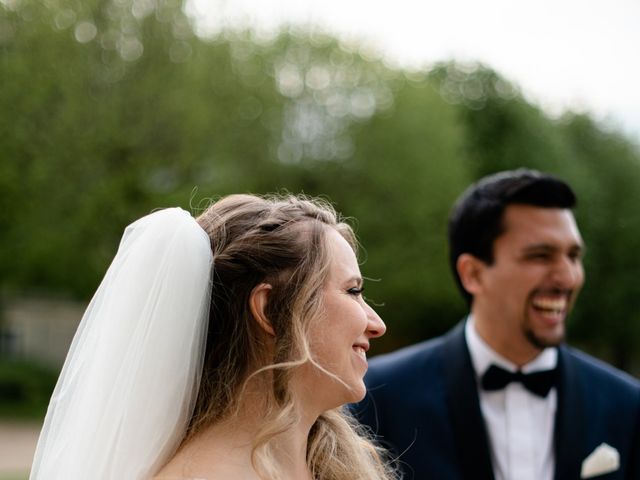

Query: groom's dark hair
448,168,577,305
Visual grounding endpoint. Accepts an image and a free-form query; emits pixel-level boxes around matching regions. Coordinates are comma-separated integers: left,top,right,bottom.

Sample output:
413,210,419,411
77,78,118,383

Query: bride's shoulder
153,441,254,479
152,476,208,480
152,464,253,480
154,423,258,479
152,462,248,480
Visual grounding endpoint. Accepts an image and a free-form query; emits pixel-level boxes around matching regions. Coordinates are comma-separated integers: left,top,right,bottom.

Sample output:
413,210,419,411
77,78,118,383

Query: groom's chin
525,326,565,349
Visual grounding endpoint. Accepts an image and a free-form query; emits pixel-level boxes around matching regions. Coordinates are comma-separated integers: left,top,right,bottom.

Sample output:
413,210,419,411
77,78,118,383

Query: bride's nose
365,303,386,338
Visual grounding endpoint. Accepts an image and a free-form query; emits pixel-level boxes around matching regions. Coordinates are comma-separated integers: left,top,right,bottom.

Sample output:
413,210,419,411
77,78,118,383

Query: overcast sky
187,0,640,142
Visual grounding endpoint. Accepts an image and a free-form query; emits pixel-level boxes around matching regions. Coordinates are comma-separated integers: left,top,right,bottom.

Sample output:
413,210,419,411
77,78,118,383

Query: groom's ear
249,283,275,337
457,253,484,296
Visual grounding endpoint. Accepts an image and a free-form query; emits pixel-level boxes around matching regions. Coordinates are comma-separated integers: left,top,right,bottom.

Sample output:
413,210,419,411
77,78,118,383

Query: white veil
30,208,213,479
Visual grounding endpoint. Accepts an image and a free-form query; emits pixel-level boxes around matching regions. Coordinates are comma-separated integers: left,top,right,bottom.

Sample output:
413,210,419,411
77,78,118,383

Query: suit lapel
553,346,586,480
442,322,495,480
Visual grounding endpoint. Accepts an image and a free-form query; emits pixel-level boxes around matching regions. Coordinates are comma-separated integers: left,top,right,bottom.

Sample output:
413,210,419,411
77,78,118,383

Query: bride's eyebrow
344,275,363,286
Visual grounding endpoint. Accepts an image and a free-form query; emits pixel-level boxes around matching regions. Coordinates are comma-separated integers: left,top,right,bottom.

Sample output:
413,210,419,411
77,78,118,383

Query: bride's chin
339,381,367,406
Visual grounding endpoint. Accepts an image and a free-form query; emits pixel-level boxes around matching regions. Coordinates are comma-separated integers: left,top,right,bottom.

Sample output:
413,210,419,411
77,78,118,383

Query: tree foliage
1,0,639,371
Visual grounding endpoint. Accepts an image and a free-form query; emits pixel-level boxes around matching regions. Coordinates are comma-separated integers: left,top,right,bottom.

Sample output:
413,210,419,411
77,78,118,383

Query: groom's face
473,205,584,359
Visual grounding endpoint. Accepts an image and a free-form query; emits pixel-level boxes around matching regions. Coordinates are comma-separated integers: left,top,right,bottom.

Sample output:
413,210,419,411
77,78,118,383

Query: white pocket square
581,443,620,478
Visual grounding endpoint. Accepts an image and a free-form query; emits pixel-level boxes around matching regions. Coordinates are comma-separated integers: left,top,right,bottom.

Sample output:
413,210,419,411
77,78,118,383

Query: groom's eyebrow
522,244,556,253
521,242,584,255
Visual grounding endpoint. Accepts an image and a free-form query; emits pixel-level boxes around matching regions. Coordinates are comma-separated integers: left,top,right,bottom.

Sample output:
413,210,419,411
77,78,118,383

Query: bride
30,194,397,480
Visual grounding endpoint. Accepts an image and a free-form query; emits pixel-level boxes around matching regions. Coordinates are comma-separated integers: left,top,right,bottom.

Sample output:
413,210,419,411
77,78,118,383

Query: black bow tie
481,364,558,398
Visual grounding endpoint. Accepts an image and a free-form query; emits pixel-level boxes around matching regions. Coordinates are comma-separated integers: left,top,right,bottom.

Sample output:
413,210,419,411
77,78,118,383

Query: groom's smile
525,288,577,349
531,294,568,318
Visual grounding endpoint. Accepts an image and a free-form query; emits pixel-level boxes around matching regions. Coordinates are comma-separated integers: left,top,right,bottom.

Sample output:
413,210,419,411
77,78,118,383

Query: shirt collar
465,315,558,377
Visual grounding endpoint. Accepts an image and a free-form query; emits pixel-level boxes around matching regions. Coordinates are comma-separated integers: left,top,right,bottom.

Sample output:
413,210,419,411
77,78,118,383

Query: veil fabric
30,208,213,479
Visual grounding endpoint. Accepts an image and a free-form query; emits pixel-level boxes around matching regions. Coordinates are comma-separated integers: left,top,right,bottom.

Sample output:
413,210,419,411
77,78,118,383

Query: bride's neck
173,382,316,480
232,382,316,478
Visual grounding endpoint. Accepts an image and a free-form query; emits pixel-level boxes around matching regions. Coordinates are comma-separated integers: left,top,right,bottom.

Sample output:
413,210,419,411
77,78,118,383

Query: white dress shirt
465,317,558,480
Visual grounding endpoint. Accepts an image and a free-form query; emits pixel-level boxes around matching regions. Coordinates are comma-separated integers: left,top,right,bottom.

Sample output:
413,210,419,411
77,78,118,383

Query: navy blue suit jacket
354,322,640,479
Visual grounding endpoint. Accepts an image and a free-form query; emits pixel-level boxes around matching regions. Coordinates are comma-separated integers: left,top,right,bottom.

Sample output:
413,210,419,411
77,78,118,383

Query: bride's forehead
325,229,360,279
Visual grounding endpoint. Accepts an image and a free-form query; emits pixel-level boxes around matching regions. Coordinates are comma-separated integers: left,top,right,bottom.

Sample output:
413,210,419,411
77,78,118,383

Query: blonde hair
189,194,396,480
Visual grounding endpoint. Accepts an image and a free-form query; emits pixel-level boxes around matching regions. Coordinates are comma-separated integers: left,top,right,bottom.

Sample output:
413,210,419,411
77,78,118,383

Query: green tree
2,1,640,372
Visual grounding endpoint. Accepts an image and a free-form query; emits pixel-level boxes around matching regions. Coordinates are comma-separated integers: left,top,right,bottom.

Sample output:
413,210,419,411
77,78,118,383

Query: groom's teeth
353,346,366,358
532,297,567,312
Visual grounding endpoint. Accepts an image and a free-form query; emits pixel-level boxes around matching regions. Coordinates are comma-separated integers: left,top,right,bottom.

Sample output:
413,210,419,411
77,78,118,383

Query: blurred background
1,0,639,477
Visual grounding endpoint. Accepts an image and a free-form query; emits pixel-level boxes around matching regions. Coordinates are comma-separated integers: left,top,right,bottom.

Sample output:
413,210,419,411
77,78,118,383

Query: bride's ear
249,283,275,337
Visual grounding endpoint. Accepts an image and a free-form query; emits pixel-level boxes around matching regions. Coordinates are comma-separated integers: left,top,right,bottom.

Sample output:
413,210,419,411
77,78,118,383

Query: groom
355,169,640,479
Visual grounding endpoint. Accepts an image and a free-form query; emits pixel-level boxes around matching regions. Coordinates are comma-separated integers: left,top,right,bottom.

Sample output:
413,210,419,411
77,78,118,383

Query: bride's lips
352,342,369,366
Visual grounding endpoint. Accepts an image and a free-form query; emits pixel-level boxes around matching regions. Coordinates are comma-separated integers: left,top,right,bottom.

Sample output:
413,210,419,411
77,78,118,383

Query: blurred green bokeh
1,0,639,384
0,359,56,419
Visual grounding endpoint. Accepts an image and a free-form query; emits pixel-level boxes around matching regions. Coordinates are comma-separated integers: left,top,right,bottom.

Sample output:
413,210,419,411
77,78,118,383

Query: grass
0,474,28,480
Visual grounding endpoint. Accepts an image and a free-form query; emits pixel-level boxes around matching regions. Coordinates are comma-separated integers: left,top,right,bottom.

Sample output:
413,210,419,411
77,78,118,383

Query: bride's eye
347,287,364,296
